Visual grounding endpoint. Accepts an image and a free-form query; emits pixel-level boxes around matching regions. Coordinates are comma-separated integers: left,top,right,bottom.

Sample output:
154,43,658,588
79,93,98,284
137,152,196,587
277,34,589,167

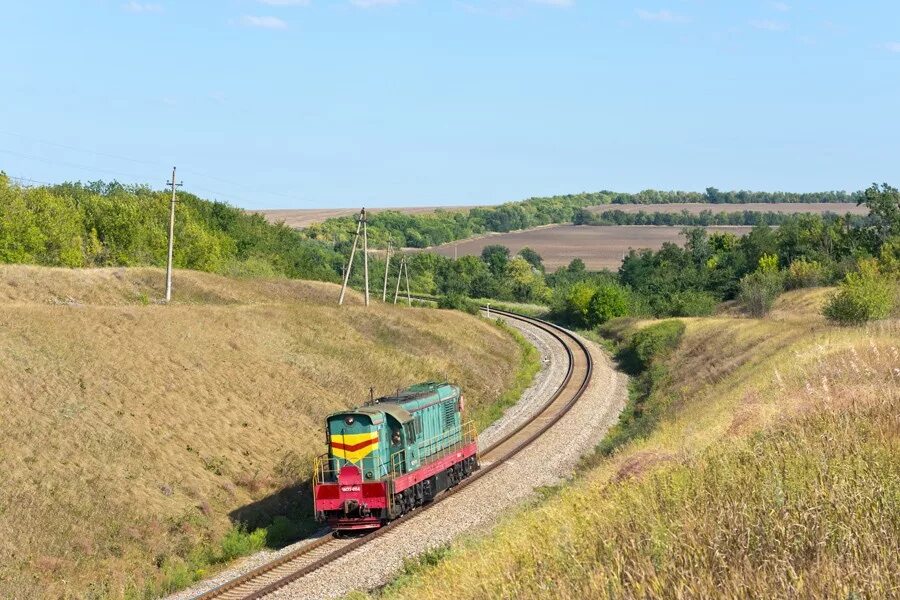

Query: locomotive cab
325,411,384,482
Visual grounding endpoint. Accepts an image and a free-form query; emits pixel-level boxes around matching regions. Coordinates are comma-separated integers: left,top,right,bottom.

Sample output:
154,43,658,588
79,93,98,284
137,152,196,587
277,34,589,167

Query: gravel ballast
170,317,627,600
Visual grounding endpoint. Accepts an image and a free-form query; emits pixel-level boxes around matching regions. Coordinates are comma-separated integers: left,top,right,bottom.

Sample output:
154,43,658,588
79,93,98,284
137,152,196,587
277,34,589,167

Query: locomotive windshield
327,413,381,468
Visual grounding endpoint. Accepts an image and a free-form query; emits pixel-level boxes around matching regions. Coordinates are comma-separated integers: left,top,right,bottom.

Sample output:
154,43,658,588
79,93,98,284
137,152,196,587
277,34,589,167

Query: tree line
393,185,898,327
302,187,864,250
2,171,894,324
0,174,341,281
575,208,869,228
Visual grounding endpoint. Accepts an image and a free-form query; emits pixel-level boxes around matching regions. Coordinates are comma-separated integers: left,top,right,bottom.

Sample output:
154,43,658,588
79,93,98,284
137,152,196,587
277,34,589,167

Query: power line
4,174,54,187
0,147,153,181
0,130,306,205
0,130,164,168
0,147,278,209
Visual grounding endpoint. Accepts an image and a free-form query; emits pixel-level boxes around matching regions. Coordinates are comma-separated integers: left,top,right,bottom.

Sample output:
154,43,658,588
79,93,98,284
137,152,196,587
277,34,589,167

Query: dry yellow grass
0,266,523,598
369,288,900,600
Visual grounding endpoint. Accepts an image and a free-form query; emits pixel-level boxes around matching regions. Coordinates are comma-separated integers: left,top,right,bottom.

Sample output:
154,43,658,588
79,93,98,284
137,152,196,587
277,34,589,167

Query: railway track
193,309,592,600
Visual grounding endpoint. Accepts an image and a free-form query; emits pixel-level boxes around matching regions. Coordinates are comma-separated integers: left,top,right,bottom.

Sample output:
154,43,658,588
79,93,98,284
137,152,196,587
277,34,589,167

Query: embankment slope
0,266,523,598
367,289,900,600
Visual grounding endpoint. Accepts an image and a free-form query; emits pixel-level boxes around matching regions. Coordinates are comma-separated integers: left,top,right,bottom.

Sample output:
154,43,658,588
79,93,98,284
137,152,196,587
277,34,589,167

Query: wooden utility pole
362,208,370,306
382,240,392,302
393,257,403,304
403,258,411,306
164,167,182,303
393,257,412,306
338,210,363,306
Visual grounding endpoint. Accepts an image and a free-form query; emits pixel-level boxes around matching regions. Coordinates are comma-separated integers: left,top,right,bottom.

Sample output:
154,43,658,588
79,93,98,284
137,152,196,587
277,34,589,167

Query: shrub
666,290,717,317
738,270,783,317
587,283,631,327
223,256,281,279
785,258,824,289
758,253,779,273
628,320,686,372
823,260,894,325
614,319,686,375
437,293,479,315
594,320,685,457
265,516,305,548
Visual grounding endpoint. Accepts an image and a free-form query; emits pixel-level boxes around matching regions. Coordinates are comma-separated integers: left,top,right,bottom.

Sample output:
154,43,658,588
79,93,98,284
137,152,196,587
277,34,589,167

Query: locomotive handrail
388,420,476,476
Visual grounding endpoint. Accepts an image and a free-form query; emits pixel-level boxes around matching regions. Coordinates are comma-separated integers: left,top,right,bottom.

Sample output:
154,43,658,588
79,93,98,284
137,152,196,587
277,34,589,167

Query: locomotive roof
331,382,459,425
355,403,412,424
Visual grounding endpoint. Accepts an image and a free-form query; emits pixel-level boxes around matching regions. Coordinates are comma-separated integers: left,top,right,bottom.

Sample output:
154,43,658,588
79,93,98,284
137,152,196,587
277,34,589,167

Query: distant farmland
586,202,867,215
429,225,755,271
257,206,474,229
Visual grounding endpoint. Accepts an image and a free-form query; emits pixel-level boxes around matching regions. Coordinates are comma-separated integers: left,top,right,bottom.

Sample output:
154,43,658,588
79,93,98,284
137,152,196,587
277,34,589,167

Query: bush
785,258,825,289
823,260,894,325
437,293,480,315
628,320,686,372
222,256,282,279
738,271,784,317
587,283,631,327
594,320,685,457
615,319,686,375
666,290,717,317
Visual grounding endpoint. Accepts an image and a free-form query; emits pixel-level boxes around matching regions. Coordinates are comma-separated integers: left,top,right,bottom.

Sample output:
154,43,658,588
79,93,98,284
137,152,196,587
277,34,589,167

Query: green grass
357,289,900,600
471,298,551,319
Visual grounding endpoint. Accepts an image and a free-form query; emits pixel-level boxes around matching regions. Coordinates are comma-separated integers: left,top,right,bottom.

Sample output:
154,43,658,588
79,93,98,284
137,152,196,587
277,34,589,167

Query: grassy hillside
0,266,526,598
364,289,899,599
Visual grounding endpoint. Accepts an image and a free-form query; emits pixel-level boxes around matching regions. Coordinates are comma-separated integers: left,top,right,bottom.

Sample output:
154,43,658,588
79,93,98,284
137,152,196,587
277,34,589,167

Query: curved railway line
193,309,593,600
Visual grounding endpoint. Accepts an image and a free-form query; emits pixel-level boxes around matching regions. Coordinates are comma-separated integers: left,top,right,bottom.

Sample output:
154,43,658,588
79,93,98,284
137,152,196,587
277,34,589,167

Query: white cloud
257,0,310,5
636,9,688,23
883,42,900,53
238,15,288,29
770,2,790,11
123,2,163,13
530,0,574,7
351,0,403,7
751,19,788,31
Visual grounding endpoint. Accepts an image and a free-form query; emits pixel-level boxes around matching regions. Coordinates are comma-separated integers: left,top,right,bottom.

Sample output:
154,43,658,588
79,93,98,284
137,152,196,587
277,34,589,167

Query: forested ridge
2,172,896,326
575,208,867,227
303,187,863,249
0,174,342,281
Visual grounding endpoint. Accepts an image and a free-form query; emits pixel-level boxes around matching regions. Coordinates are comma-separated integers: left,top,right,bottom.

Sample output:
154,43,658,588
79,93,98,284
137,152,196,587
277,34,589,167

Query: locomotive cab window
404,422,416,443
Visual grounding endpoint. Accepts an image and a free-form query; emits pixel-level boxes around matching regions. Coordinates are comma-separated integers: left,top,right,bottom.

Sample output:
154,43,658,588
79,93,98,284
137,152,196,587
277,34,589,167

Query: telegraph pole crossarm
164,167,183,303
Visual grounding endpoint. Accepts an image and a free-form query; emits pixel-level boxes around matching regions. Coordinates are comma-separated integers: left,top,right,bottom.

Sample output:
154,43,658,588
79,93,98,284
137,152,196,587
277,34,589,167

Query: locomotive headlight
344,416,355,426
365,471,373,479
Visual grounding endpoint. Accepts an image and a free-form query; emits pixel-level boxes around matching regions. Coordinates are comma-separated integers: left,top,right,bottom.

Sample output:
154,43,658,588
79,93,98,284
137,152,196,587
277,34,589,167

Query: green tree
481,245,511,277
860,183,900,248
518,247,544,272
587,284,630,326
506,256,549,303
562,281,597,327
0,185,45,264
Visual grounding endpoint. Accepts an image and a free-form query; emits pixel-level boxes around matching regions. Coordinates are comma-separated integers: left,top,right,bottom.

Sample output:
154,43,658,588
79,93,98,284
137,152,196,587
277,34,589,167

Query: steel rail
193,309,592,600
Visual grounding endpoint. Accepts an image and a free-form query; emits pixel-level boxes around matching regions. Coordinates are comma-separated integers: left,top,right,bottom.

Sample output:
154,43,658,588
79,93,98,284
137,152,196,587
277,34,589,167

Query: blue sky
1,1,898,208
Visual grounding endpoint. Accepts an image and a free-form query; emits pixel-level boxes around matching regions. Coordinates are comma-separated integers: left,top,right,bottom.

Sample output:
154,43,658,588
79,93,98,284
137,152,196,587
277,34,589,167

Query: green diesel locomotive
313,382,478,531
